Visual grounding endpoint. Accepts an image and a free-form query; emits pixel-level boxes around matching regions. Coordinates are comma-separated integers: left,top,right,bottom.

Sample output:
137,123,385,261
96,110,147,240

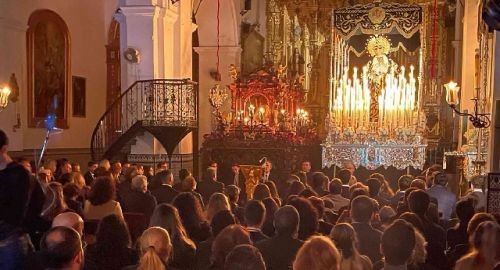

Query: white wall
0,0,118,152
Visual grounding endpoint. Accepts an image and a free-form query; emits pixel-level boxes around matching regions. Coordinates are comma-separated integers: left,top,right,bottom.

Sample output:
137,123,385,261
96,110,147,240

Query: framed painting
27,9,70,128
72,76,86,117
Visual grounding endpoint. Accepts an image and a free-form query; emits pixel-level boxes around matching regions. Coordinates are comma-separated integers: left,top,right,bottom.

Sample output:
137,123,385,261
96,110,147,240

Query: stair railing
91,79,198,160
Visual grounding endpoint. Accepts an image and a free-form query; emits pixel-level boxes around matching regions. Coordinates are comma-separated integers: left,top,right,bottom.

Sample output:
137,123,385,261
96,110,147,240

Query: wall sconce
444,81,490,128
0,85,11,112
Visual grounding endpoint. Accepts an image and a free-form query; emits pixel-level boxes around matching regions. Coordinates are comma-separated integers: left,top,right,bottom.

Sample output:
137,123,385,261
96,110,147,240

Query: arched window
27,9,70,128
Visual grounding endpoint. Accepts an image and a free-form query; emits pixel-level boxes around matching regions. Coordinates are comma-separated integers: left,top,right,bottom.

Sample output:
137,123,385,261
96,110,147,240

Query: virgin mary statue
366,35,398,122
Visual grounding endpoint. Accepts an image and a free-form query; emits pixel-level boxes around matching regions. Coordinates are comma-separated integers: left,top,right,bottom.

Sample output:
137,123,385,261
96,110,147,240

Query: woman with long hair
210,224,252,270
253,184,271,201
455,221,500,270
330,223,372,270
261,197,279,237
84,176,123,220
180,176,205,208
206,193,231,222
85,214,138,269
150,204,197,269
125,227,173,270
264,181,282,206
293,236,341,270
41,182,68,221
99,159,111,171
172,192,211,243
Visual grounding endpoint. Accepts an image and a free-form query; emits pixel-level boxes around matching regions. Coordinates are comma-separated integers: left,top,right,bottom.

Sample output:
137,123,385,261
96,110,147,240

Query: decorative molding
120,6,160,17
193,46,242,54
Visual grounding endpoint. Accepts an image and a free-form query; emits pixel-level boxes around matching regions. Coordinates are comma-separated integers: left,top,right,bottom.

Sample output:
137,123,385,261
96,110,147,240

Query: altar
322,2,428,171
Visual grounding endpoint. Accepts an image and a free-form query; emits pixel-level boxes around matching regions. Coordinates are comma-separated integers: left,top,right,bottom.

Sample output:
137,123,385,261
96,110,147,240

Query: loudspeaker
483,0,500,31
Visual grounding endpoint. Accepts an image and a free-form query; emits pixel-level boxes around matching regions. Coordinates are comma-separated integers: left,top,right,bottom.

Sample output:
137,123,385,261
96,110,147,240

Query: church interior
1,0,500,269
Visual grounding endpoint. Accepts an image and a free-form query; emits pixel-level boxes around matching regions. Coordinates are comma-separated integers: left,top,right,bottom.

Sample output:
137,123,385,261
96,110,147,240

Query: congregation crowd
0,128,499,270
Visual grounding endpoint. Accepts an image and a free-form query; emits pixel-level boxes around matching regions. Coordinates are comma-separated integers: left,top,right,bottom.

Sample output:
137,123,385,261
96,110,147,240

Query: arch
27,9,70,128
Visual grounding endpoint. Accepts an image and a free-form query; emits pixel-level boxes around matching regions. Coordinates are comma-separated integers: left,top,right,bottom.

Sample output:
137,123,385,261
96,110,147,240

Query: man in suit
256,205,303,270
150,170,179,204
295,160,314,185
322,178,350,212
120,175,157,220
197,167,224,205
83,161,98,186
245,200,269,243
350,195,383,264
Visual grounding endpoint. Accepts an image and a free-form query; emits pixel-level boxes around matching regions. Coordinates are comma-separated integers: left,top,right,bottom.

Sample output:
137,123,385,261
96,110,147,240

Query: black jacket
196,179,224,205
256,234,303,270
120,190,157,220
150,184,179,205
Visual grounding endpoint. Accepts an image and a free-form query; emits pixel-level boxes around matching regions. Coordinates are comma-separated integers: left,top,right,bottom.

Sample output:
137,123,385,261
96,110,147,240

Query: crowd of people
0,128,499,270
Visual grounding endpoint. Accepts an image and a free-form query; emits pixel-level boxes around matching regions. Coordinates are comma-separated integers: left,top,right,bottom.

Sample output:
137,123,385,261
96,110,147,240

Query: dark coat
352,222,383,264
256,234,303,270
196,179,224,205
119,190,157,220
150,184,179,205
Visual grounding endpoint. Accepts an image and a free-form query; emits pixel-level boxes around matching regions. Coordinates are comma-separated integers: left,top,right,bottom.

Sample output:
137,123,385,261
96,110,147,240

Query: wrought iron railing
91,79,198,160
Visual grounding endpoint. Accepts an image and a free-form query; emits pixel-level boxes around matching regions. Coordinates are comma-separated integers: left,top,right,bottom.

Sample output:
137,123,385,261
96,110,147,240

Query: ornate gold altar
322,2,428,170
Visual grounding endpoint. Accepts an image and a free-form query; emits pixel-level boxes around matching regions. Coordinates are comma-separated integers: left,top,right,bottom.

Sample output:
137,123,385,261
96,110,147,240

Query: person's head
455,198,475,224
143,165,154,177
261,161,271,174
94,214,131,251
211,225,252,267
69,172,86,189
122,166,138,183
211,209,236,237
274,205,300,237
87,161,98,173
366,178,382,198
99,159,111,171
337,169,352,185
44,159,58,174
287,196,319,240
0,129,8,153
298,188,318,198
311,172,328,191
308,196,325,219
293,236,340,270
407,190,430,216
382,220,416,266
208,160,218,169
225,185,240,204
264,181,280,199
287,180,306,197
156,161,168,172
330,223,359,259
231,163,240,174
225,244,266,270
157,170,173,185
379,206,396,224
149,204,195,248
328,178,343,195
52,212,84,236
172,192,207,229
469,221,500,259
467,213,496,235
137,227,173,269
40,226,83,270
206,167,217,181
207,192,231,221
71,163,81,173
350,195,374,223
410,179,426,190
179,168,191,181
301,160,311,173
245,200,266,228
88,176,116,206
61,160,72,175
253,184,271,200
342,161,356,174
42,182,67,221
398,174,414,191
131,175,148,193
181,175,197,192
433,171,447,186
17,157,32,173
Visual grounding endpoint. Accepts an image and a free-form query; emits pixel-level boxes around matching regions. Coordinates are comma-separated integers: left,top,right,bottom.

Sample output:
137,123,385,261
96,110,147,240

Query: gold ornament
366,35,391,57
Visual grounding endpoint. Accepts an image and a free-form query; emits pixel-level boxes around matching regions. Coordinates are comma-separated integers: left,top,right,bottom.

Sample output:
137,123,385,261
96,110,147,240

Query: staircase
90,79,198,162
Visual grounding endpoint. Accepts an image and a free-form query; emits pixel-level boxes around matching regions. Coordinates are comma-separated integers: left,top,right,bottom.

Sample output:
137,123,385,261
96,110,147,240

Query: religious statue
366,35,398,122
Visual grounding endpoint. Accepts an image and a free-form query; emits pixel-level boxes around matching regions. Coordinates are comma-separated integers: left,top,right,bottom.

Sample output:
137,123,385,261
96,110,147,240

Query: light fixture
0,85,11,112
444,81,490,128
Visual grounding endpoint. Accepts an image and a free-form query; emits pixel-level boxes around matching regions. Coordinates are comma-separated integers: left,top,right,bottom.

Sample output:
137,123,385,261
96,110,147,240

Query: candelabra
444,81,491,176
444,82,491,128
